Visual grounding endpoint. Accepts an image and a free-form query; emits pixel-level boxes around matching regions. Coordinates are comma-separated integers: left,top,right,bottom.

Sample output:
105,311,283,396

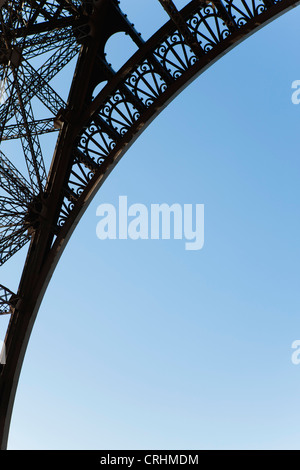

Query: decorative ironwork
186,4,231,49
0,0,299,450
59,0,297,225
223,0,267,26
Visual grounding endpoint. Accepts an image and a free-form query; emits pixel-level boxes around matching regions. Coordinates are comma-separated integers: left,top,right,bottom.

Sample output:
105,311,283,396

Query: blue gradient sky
1,1,300,450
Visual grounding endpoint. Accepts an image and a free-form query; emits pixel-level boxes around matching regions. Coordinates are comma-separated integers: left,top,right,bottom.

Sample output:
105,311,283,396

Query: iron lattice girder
0,0,80,30
0,43,76,128
21,27,76,59
0,150,32,203
0,226,30,267
0,0,83,132
0,149,32,266
12,87,47,195
1,118,58,141
0,0,84,268
0,196,30,265
0,284,16,315
0,0,299,451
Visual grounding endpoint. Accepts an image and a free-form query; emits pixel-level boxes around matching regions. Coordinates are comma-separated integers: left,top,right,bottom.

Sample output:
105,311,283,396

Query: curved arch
58,0,300,228
0,0,299,450
104,31,139,71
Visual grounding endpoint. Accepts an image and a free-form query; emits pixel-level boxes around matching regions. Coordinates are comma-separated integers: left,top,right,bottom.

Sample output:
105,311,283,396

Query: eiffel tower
0,0,298,450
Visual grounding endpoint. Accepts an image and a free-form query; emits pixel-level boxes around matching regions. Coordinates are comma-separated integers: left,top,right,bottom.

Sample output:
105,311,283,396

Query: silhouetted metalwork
0,285,16,315
0,0,299,450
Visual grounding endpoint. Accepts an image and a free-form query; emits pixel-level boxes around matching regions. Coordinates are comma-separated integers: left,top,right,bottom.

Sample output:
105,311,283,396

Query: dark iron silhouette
0,0,298,450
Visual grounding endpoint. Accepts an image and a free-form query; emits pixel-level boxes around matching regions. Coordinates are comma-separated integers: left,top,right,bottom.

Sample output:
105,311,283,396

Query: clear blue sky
1,1,300,450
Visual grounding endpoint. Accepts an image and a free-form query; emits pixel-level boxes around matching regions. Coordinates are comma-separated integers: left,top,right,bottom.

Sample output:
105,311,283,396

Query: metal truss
0,284,16,315
0,0,299,450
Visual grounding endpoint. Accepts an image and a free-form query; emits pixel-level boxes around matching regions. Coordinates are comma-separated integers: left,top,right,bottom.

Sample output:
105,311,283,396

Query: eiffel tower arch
0,0,299,450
